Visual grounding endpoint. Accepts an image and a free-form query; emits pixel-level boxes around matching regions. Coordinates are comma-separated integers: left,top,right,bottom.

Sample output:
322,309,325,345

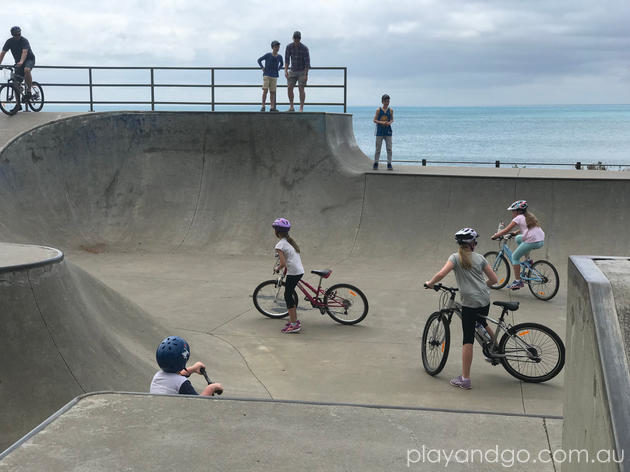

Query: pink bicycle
252,269,369,325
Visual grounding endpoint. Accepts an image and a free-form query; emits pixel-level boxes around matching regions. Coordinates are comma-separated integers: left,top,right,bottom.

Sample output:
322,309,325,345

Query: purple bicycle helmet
272,218,291,231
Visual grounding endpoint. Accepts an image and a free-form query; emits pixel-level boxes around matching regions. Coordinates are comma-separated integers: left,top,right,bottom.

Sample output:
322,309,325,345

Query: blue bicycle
483,232,559,301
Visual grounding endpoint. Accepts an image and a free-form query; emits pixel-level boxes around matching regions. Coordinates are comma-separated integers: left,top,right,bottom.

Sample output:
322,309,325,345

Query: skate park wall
564,257,630,471
1,112,629,263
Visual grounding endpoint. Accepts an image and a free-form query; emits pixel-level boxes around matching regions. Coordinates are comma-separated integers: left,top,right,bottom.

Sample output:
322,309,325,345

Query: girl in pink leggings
492,200,545,290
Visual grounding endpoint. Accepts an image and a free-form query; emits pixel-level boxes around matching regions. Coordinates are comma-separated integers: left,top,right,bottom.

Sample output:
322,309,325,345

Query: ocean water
349,105,630,169
43,102,630,169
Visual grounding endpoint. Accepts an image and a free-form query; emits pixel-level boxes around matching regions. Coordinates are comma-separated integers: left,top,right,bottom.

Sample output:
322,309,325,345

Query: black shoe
373,162,378,170
387,164,393,171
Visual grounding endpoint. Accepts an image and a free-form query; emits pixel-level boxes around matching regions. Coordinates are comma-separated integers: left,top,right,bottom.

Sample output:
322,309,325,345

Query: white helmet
455,228,479,244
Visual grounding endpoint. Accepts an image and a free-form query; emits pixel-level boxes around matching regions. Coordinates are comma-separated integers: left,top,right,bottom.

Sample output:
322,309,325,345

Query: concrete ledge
0,392,562,471
0,242,63,274
564,256,630,471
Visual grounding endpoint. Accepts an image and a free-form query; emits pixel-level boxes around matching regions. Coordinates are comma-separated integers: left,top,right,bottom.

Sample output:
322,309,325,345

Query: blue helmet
156,336,190,373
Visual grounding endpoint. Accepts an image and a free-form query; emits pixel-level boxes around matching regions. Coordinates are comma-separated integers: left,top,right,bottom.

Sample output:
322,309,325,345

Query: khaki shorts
287,70,307,87
263,76,278,92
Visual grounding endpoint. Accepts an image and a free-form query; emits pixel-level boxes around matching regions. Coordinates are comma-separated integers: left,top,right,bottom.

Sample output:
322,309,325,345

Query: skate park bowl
0,111,629,470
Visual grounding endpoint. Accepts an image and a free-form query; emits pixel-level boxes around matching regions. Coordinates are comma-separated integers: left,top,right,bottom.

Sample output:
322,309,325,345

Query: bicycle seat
311,269,332,278
493,301,519,311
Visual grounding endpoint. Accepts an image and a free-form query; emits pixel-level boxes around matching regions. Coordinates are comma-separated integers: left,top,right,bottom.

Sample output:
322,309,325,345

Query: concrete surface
0,393,563,472
597,259,630,367
0,242,62,272
564,257,630,471
0,111,628,467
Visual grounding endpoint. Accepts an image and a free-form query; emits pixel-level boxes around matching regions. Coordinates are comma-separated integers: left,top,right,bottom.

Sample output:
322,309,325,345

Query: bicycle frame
494,237,544,283
440,289,539,361
276,271,351,312
296,278,327,308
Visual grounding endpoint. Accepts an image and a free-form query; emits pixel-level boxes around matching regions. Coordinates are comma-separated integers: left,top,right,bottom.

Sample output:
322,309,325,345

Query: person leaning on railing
0,26,36,99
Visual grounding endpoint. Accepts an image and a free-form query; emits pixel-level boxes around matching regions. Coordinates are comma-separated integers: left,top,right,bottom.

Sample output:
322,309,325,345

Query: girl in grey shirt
425,228,498,390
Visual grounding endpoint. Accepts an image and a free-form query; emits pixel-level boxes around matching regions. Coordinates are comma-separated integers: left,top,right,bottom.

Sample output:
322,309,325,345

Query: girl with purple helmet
425,228,499,390
272,218,304,333
491,200,545,290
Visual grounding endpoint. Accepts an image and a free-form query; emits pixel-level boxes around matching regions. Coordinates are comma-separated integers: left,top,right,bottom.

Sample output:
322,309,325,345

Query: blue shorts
511,235,544,264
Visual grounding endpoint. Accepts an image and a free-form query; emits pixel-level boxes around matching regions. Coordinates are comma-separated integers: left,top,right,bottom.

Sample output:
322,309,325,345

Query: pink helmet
272,218,291,231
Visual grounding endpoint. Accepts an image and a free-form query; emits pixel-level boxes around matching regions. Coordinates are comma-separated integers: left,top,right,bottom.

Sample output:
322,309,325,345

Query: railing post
495,160,500,168
343,67,347,113
575,162,582,170
88,67,94,112
211,68,215,111
150,68,155,111
422,159,427,166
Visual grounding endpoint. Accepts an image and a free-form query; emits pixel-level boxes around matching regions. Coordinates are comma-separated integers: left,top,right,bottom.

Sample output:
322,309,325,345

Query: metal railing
35,65,347,112
389,159,615,170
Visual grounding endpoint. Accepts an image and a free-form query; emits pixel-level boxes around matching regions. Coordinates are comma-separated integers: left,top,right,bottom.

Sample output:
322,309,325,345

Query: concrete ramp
0,243,162,450
0,112,366,255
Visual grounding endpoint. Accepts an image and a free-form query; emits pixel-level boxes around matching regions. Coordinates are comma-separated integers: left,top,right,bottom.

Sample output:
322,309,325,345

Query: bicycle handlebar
492,232,517,241
424,283,458,293
199,367,223,395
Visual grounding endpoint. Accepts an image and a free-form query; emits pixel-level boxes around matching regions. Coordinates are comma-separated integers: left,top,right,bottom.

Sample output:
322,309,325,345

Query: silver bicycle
421,284,565,383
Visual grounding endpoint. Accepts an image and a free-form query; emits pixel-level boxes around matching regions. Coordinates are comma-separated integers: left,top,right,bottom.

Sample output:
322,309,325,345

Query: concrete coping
0,242,64,274
569,255,630,468
0,390,563,462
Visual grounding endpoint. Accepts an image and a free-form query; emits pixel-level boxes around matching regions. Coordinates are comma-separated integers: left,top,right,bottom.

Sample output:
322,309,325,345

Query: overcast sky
10,0,630,106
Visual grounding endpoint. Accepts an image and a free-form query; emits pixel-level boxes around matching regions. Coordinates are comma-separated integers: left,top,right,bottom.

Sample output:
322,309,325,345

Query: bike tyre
27,82,44,112
421,312,450,376
252,279,297,319
526,260,559,301
324,283,369,325
498,322,565,383
483,251,510,289
0,83,20,115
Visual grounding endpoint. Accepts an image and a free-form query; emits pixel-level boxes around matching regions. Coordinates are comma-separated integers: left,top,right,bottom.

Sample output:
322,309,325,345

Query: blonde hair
458,245,473,270
276,230,300,253
524,211,540,229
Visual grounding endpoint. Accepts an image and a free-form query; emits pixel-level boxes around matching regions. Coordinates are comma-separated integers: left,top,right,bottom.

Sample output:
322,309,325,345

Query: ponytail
524,211,540,229
458,245,473,270
275,230,300,253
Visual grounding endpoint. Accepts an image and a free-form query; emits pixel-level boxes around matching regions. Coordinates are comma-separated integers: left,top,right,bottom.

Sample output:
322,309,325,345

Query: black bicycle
421,284,565,383
0,65,44,115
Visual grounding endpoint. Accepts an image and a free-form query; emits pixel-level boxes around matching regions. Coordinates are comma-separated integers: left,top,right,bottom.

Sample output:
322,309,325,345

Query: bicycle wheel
498,322,565,383
421,312,450,376
324,283,368,325
252,279,297,319
27,82,44,112
483,251,510,289
526,260,559,301
0,83,20,115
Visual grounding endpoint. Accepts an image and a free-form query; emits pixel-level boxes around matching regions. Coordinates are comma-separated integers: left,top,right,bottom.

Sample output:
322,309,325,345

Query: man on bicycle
0,26,36,98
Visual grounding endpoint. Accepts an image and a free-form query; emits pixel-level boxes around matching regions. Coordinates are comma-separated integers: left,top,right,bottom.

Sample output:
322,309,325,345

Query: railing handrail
30,65,347,112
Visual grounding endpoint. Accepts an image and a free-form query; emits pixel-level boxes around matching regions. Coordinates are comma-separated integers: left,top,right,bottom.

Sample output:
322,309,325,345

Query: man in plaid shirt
284,31,310,112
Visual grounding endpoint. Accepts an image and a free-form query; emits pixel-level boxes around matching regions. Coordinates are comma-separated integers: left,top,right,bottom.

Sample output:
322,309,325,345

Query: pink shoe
282,321,301,333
